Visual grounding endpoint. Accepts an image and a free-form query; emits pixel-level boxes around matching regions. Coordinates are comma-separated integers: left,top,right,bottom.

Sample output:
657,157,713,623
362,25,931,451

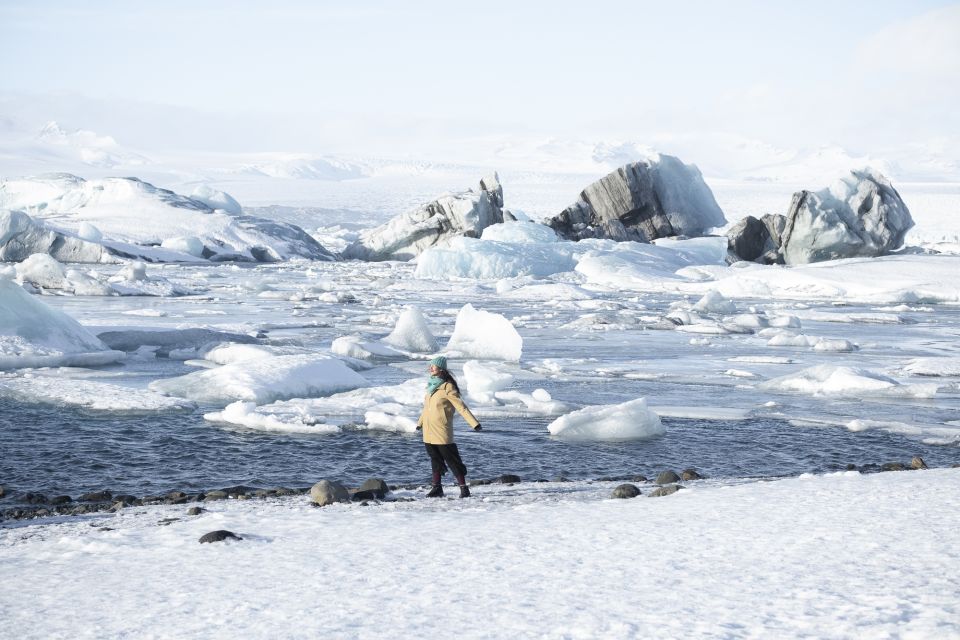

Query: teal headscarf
427,355,448,395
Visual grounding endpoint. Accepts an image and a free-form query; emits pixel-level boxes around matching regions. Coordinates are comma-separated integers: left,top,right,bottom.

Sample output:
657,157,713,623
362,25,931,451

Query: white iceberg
149,353,368,405
0,277,123,369
446,304,523,361
382,305,437,353
548,398,665,441
760,365,938,398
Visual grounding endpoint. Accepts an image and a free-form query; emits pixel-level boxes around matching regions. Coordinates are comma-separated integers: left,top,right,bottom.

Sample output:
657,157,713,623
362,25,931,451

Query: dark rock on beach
681,469,703,481
881,462,906,472
655,471,681,485
352,478,389,501
910,457,928,470
23,492,48,504
310,480,350,506
0,486,5,499
630,475,649,484
494,474,522,485
79,490,112,503
50,495,73,505
649,484,683,498
203,490,229,502
187,507,205,516
611,484,642,499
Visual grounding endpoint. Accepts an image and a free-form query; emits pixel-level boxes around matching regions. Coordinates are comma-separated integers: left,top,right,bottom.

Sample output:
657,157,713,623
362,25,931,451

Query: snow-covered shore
2,469,958,639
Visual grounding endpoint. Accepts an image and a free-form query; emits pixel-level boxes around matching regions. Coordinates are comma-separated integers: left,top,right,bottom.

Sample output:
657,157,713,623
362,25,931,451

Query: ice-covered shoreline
2,468,959,639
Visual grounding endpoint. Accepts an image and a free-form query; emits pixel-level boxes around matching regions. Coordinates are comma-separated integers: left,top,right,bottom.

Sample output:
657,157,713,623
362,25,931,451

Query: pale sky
1,0,958,161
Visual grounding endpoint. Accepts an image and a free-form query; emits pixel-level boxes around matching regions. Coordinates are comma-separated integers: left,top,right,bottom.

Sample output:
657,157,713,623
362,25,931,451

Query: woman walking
416,355,482,498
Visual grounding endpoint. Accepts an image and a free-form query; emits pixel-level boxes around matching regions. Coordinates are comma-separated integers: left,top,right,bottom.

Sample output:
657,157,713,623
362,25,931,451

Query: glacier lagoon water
2,261,960,503
1,397,958,501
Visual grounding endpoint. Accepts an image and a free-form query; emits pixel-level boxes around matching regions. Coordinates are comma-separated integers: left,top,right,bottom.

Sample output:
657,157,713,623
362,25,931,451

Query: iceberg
546,155,726,242
149,353,369,405
0,277,123,369
0,174,335,263
548,398,665,441
343,174,504,261
446,304,523,362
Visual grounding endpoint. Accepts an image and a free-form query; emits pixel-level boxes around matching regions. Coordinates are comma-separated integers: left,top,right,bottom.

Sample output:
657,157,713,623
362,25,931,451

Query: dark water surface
1,397,957,505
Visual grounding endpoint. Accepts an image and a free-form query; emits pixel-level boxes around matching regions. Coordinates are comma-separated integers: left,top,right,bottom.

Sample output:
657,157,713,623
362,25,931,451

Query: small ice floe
108,261,191,296
0,278,124,370
204,401,340,434
150,354,368,405
0,375,194,413
764,330,857,352
903,357,960,377
331,336,407,362
650,406,751,420
846,419,960,446
462,360,567,415
445,304,522,361
15,253,114,296
547,398,664,441
693,290,736,314
760,365,938,398
381,305,437,353
727,356,794,364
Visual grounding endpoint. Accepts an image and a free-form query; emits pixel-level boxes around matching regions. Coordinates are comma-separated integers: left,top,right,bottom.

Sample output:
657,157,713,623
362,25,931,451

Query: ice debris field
2,156,960,638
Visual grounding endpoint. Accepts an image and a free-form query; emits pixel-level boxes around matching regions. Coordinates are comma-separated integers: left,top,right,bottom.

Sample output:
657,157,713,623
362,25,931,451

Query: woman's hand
473,424,482,431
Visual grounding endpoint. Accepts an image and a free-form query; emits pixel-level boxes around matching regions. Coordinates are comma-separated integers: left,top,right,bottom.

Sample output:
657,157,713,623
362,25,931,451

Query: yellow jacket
417,381,480,444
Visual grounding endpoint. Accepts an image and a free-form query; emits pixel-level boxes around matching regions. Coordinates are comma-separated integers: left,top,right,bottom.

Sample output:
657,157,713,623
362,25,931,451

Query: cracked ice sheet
2,470,959,639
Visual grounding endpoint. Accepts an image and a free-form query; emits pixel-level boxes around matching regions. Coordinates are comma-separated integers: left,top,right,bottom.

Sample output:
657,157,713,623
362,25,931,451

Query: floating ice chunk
724,369,756,378
480,221,560,244
768,315,802,328
446,304,522,361
160,236,205,258
150,354,368,405
204,401,340,434
415,236,576,280
812,338,858,352
904,357,960,377
0,375,194,412
548,398,664,441
766,333,819,347
205,343,282,365
382,306,437,353
501,283,593,301
189,185,243,216
693,290,736,314
77,222,102,243
363,410,418,433
0,278,123,369
724,313,769,329
331,336,407,362
676,323,730,335
650,406,751,420
728,356,794,364
761,365,938,398
15,253,68,290
463,360,514,402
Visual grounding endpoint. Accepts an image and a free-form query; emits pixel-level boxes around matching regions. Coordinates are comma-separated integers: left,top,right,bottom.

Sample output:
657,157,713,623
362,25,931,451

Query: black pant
425,443,467,481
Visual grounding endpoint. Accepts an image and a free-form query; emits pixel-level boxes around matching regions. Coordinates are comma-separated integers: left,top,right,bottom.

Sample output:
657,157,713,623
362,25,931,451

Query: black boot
426,484,444,498
459,485,470,498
